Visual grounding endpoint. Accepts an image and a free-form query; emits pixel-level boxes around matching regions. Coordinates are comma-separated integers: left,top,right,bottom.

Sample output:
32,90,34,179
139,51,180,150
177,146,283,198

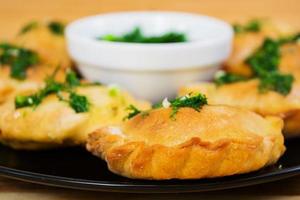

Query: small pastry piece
0,72,150,150
14,21,72,68
179,79,300,136
87,94,285,180
12,21,71,81
0,20,70,104
226,19,299,76
226,38,300,77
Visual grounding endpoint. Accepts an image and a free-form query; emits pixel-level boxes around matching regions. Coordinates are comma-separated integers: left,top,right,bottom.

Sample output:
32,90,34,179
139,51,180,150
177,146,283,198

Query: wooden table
0,0,300,39
0,0,300,199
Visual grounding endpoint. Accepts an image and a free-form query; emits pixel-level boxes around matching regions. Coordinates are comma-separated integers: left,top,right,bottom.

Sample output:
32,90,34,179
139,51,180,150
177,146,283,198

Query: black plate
0,138,300,193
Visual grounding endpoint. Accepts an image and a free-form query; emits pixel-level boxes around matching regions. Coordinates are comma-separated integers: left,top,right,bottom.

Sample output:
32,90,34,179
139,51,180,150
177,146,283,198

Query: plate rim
1,164,300,193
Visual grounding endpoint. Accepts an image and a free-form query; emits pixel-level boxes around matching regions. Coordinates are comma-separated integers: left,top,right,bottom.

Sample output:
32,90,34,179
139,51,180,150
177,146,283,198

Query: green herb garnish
19,21,39,34
259,72,294,95
42,78,64,95
167,94,207,119
65,70,80,87
19,21,65,36
214,71,248,86
14,70,64,109
0,43,39,79
219,38,294,95
233,19,261,34
218,20,297,95
69,92,90,113
14,70,90,113
124,93,207,120
246,38,280,75
48,21,65,35
124,105,142,120
15,94,41,109
278,33,300,45
246,38,294,95
99,27,187,43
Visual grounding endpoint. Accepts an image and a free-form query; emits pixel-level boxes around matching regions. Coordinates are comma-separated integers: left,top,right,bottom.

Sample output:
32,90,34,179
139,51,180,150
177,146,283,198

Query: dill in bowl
98,27,187,43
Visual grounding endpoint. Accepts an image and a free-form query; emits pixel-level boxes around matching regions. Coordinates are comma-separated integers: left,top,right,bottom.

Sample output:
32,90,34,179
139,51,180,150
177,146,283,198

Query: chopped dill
0,43,39,79
233,19,261,34
15,69,90,113
214,71,248,86
99,27,187,43
124,93,208,120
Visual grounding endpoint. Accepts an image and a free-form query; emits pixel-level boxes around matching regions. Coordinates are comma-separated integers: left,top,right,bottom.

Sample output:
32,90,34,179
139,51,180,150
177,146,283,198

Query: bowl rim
66,11,233,71
66,11,233,47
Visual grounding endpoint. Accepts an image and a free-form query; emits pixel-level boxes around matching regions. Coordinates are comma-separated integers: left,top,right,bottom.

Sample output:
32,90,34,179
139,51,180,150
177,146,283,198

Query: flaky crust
87,106,285,180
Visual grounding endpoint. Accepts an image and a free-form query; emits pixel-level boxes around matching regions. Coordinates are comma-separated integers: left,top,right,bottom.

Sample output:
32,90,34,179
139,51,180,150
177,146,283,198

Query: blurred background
0,0,299,39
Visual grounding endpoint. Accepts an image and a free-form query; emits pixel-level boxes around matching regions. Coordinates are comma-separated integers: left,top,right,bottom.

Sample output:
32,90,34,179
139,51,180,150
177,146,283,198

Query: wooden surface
0,0,300,39
0,0,300,199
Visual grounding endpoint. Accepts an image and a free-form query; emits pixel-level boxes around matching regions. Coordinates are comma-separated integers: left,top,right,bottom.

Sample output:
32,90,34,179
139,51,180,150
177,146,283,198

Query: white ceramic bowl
66,11,233,102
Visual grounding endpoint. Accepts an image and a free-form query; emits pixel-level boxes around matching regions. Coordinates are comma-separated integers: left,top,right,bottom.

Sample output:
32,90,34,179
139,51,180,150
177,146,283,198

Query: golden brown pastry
283,112,300,138
0,83,150,150
179,80,300,136
13,21,72,69
0,65,67,105
224,32,265,76
0,68,18,104
226,41,300,77
12,21,71,81
87,102,285,180
225,20,298,76
0,21,70,104
0,66,42,104
280,43,300,76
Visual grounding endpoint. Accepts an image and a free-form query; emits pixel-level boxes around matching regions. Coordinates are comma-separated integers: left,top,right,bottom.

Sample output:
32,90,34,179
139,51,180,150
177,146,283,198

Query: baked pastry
179,79,300,136
225,19,299,76
87,94,285,180
0,72,150,150
224,31,265,76
14,21,72,68
226,40,300,77
0,21,71,104
0,64,68,105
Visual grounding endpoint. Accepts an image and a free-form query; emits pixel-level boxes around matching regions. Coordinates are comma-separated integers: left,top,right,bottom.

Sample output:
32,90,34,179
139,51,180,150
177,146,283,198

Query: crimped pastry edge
87,117,285,180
